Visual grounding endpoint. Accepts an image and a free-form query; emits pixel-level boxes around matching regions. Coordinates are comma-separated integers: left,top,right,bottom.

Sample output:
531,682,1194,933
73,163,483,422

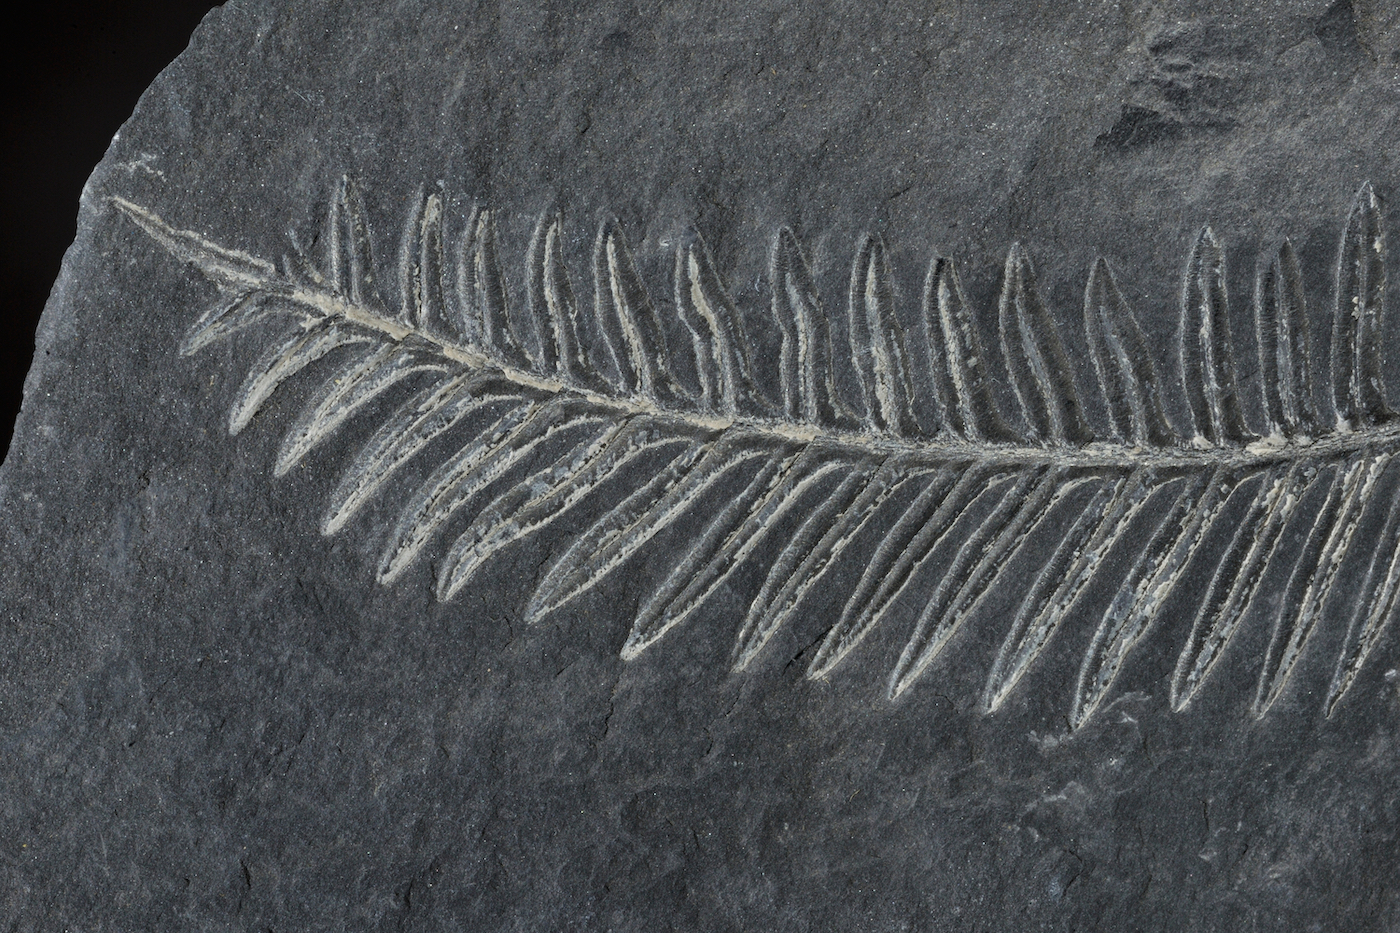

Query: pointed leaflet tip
1179,226,1250,445
998,243,1092,446
622,445,800,661
433,408,618,602
1255,239,1316,436
735,459,890,672
1331,182,1390,428
847,234,919,436
452,205,484,344
1084,259,1126,442
922,255,1017,442
376,399,541,584
273,344,446,476
524,436,714,623
331,175,380,308
227,322,372,435
639,451,847,660
986,468,1160,714
527,211,604,390
888,466,1062,700
770,227,849,427
395,188,447,335
846,235,880,429
1067,472,1209,729
1253,451,1391,718
181,291,275,356
807,464,971,681
395,186,428,328
983,477,1120,713
525,212,564,376
1084,258,1175,447
770,228,805,421
466,208,530,369
677,232,771,417
418,192,447,332
1325,477,1400,716
321,373,513,534
591,216,690,403
434,421,661,598
525,436,770,616
111,196,276,290
1169,464,1309,712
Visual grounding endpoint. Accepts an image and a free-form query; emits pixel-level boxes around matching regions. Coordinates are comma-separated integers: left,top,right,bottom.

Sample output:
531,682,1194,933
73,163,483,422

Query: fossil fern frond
114,178,1400,729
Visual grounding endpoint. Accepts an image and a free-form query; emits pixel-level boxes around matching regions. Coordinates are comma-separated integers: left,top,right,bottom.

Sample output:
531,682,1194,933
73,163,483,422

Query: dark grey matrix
3,1,1399,930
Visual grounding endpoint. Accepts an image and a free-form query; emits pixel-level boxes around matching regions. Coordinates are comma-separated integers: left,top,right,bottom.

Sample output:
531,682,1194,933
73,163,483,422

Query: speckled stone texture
3,1,1399,930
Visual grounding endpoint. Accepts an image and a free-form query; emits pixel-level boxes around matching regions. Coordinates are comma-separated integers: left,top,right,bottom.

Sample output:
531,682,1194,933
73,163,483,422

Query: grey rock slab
3,0,1400,929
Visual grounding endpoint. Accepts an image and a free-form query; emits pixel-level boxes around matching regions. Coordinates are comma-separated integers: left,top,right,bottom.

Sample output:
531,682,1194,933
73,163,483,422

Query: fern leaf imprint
113,180,1400,728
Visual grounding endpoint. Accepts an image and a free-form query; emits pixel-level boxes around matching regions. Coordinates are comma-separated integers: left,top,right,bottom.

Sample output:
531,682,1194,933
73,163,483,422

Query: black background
2,2,219,459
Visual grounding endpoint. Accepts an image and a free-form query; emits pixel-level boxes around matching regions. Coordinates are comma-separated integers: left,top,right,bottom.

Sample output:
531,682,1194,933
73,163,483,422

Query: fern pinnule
112,177,1400,731
1254,239,1315,438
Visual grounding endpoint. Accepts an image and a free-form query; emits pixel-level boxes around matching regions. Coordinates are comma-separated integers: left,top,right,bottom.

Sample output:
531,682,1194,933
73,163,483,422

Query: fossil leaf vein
113,178,1400,728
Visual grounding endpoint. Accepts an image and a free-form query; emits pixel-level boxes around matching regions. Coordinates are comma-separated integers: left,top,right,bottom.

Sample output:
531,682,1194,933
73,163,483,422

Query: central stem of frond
296,287,1398,473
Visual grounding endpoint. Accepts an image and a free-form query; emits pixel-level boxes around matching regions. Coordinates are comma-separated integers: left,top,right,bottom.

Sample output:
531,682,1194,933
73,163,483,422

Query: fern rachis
113,179,1400,729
